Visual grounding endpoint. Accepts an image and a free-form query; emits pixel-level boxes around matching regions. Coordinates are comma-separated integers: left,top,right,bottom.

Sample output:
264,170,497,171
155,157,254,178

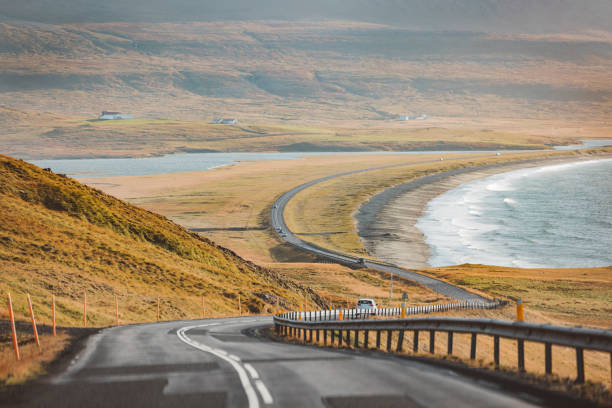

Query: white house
212,118,238,125
400,114,428,121
98,111,133,120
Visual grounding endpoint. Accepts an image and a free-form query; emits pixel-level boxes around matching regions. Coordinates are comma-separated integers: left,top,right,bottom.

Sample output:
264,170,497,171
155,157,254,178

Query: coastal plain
86,147,612,332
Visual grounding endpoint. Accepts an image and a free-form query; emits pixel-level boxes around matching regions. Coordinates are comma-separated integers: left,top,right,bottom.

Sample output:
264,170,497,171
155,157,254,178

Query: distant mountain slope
1,0,611,33
0,155,321,325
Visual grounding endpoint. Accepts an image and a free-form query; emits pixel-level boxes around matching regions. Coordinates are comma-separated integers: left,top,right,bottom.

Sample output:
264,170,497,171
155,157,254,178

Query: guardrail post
470,333,477,360
494,335,500,367
316,329,320,343
331,329,335,344
308,329,312,342
324,329,327,345
576,347,585,383
376,330,381,349
364,330,369,349
346,330,351,345
447,332,453,355
386,330,392,351
339,330,344,346
397,330,404,352
413,330,419,352
518,339,525,371
354,330,359,348
545,342,552,375
429,330,435,354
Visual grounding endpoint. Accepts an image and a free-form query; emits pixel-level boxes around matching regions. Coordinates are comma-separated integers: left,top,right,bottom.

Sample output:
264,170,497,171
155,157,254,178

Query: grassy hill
0,154,323,327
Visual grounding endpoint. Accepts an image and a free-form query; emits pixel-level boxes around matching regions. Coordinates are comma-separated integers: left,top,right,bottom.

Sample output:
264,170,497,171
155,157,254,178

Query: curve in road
270,155,497,302
17,317,547,407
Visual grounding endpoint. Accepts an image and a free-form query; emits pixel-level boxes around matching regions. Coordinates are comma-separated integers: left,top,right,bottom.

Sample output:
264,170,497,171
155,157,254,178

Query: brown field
1,19,612,160
0,331,70,386
420,265,612,329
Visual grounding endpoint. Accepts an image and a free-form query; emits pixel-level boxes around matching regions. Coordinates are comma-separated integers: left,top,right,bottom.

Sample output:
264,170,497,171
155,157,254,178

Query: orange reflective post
27,294,40,348
201,295,205,319
516,299,524,321
7,293,20,360
52,294,56,336
83,292,87,327
114,295,119,326
238,294,241,316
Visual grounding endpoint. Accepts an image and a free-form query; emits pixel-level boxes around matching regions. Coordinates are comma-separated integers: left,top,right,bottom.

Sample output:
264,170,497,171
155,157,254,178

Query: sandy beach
355,154,612,269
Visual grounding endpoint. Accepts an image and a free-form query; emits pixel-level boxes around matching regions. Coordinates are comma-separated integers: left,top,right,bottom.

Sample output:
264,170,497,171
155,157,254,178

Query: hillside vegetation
0,154,323,327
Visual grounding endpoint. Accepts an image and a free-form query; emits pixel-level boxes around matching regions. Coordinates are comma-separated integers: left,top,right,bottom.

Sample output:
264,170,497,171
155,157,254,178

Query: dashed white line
244,363,260,379
176,323,274,407
254,379,274,405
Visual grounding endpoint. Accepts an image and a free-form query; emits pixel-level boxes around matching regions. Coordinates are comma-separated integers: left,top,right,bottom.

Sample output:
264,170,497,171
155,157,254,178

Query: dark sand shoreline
355,154,612,269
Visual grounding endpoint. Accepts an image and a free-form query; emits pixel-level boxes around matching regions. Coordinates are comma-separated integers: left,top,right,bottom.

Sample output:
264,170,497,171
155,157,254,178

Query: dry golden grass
268,263,448,309
0,107,585,160
420,264,612,329
0,154,324,327
0,332,70,386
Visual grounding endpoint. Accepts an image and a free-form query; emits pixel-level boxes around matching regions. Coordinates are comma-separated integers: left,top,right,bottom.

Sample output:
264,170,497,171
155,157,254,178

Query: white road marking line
229,354,241,362
177,324,263,408
254,379,274,405
244,363,260,379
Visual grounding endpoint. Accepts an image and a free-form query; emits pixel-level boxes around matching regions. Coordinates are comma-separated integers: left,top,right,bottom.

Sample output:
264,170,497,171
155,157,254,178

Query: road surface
15,317,546,407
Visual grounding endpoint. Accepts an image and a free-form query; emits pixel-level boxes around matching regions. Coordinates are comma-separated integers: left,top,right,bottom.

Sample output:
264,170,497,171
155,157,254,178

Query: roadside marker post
7,293,20,360
238,294,241,316
339,311,343,321
201,295,205,319
52,294,56,336
114,295,119,326
26,294,41,347
156,296,160,322
83,292,87,327
516,299,524,322
298,304,302,321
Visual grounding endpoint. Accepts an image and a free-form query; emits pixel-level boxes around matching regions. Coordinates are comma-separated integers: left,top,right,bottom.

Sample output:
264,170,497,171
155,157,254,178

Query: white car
356,298,377,317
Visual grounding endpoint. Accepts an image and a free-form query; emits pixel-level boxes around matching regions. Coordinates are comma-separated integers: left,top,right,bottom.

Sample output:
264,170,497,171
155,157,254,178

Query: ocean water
416,159,612,268
29,151,503,178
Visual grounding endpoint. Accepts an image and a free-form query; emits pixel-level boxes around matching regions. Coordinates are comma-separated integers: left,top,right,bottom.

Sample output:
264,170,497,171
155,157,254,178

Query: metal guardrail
284,299,507,321
274,307,612,384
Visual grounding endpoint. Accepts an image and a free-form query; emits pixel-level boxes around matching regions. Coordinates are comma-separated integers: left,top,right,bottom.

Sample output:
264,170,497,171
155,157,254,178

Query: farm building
98,111,133,120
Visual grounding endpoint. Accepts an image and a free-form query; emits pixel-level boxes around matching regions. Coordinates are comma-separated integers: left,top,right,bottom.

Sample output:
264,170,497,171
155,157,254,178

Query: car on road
357,257,365,265
356,298,377,317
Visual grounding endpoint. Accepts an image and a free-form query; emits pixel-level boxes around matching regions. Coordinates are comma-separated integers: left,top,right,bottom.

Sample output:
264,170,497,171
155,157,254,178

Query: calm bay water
416,159,612,268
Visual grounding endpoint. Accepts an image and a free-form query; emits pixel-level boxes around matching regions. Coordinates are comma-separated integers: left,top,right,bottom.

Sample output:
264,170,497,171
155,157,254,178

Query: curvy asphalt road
17,317,544,408
269,156,497,302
